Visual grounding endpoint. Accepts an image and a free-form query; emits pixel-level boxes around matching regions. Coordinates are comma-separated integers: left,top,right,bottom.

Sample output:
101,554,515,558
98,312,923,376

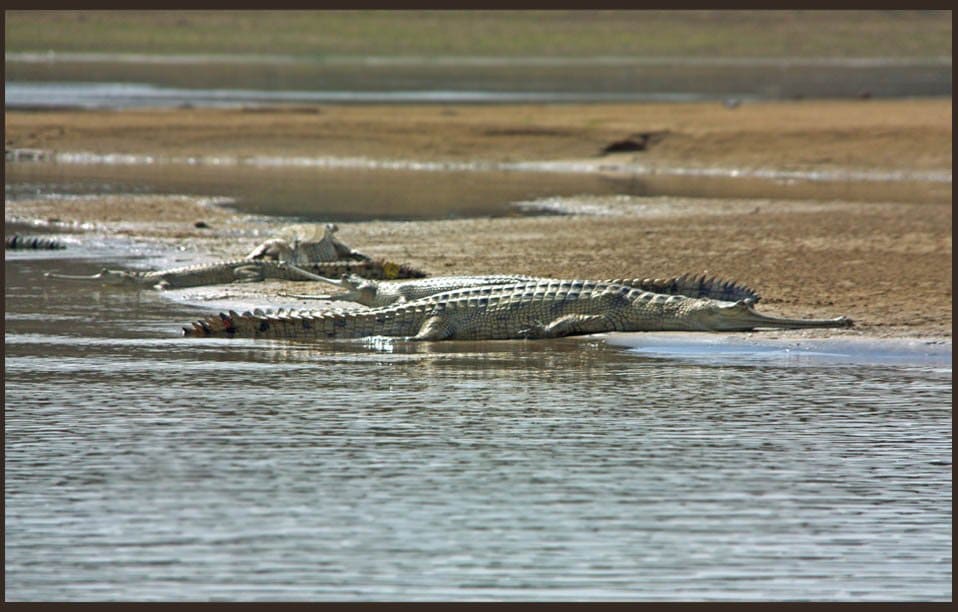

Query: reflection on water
5,254,952,601
5,82,700,108
5,57,953,106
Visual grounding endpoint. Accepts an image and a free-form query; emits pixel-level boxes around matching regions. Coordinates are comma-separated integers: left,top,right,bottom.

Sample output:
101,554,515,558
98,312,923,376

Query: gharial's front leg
518,314,616,339
232,264,268,283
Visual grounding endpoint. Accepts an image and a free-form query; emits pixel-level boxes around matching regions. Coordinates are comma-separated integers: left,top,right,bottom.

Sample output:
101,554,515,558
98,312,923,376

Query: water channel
4,160,952,601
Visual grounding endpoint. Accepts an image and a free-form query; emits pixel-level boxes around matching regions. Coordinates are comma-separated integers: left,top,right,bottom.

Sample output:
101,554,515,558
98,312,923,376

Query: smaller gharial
245,223,370,264
44,224,425,290
282,272,761,308
185,278,851,342
47,259,350,291
6,235,67,250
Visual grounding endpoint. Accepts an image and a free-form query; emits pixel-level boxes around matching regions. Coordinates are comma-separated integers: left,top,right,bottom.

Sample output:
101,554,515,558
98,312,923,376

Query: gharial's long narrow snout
44,268,127,284
697,299,853,331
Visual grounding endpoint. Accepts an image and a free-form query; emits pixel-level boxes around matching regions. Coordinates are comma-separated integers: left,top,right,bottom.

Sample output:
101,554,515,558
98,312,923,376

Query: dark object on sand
600,131,667,155
5,235,66,250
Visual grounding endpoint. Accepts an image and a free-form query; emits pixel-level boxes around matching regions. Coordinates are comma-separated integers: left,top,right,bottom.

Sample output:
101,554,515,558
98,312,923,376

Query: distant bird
600,131,667,155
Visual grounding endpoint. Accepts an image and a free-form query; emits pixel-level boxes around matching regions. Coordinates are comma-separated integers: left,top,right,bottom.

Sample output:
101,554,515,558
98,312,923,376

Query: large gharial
44,224,425,290
184,278,851,341
281,272,761,308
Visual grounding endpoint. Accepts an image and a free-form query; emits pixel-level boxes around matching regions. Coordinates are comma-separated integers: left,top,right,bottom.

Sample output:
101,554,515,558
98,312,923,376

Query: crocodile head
667,297,853,331
338,274,380,306
44,268,142,286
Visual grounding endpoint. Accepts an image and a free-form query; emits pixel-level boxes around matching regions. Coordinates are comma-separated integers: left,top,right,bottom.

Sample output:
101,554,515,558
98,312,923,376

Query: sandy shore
7,99,952,173
5,100,952,339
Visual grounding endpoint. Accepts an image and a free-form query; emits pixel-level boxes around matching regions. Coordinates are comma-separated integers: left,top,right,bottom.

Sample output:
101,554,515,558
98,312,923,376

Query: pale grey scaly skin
246,223,370,264
44,223,425,290
45,259,427,290
610,274,761,304
185,279,851,341
45,259,333,290
282,272,760,308
283,274,542,307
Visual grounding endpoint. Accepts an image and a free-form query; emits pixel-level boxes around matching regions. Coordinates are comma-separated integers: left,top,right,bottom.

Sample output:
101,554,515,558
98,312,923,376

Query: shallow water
6,159,950,224
5,55,952,108
4,251,952,601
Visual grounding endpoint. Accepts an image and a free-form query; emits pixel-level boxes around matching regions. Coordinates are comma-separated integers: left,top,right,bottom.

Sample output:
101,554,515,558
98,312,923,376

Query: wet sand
6,99,951,174
5,100,952,339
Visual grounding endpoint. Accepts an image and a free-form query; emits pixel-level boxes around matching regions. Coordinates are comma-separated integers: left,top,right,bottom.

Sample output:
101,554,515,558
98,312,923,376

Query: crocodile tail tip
185,321,208,337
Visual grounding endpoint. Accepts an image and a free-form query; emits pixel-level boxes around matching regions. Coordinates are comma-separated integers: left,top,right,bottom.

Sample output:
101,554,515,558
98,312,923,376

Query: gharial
44,223,425,290
184,278,852,341
281,272,762,308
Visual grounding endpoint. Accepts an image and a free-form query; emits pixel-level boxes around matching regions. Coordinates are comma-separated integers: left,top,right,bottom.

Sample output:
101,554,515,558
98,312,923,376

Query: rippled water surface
5,254,952,601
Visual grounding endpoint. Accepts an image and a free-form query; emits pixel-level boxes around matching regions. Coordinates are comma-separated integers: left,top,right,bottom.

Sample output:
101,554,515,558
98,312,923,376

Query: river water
4,231,952,601
5,54,952,108
5,44,953,601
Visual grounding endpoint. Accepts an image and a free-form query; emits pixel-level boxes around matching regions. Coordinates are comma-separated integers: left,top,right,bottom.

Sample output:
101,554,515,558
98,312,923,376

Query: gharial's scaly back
184,278,851,342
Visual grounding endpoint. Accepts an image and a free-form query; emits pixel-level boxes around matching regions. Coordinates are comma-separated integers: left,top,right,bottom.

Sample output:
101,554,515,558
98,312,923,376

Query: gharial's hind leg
519,314,615,339
410,315,455,341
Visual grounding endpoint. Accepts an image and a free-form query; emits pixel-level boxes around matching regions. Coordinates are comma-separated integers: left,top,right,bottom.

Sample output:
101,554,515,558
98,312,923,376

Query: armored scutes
46,259,426,290
6,235,66,250
184,279,851,341
283,274,542,307
46,259,323,290
282,272,761,308
44,223,425,289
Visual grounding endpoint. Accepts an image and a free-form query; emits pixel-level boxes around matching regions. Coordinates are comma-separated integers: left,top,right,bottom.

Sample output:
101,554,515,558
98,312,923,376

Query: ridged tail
187,308,293,339
610,274,760,303
6,235,66,250
184,307,369,339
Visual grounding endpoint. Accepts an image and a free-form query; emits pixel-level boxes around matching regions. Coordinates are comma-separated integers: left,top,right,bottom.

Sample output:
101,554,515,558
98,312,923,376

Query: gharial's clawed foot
517,320,548,339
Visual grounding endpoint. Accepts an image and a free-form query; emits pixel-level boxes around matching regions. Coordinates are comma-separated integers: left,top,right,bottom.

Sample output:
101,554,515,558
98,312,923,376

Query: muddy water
4,246,952,601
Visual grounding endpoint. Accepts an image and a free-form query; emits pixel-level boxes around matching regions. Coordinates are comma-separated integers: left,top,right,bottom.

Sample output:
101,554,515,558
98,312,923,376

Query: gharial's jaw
689,299,853,331
44,268,142,286
624,298,853,332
